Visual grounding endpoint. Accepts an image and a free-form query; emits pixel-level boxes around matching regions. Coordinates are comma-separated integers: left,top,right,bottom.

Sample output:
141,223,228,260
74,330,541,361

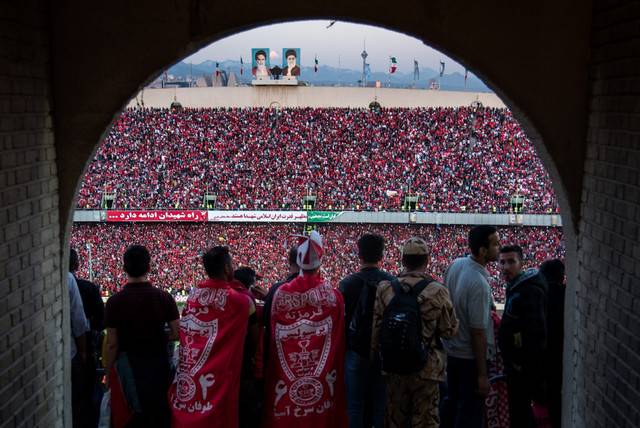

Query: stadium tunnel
1,0,637,426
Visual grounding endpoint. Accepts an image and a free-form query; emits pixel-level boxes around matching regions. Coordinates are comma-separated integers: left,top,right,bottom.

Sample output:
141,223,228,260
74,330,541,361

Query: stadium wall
127,86,506,109
73,210,563,226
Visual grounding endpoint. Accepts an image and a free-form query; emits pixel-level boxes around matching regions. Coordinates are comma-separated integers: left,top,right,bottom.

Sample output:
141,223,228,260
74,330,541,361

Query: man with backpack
339,233,395,428
371,237,458,428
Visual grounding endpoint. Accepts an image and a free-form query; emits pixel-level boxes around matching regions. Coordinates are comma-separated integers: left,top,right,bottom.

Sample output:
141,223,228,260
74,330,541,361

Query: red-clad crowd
70,223,564,303
76,107,559,213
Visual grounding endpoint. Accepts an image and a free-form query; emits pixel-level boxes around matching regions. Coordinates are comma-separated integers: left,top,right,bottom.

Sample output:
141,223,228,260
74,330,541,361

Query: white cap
295,231,324,270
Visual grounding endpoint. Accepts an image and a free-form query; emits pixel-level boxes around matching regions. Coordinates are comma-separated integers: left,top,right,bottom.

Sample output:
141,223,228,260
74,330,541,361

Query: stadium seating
76,107,559,213
70,223,564,303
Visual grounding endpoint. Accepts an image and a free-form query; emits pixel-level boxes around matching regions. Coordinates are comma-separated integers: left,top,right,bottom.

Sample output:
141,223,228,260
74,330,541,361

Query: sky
184,20,468,74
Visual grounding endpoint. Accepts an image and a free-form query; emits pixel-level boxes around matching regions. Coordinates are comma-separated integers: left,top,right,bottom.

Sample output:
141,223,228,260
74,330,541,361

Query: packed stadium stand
76,107,559,213
70,223,564,303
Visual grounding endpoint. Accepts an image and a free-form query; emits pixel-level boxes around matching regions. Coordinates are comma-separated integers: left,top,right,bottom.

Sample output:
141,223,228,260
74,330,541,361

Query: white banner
207,211,308,223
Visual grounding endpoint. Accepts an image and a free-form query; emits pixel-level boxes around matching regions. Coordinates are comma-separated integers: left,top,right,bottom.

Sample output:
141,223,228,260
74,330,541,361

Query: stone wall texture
573,0,640,426
0,1,65,427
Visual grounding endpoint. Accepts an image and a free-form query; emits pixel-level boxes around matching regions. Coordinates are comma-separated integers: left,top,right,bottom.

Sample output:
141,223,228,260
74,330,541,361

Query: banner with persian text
106,210,209,222
207,211,307,223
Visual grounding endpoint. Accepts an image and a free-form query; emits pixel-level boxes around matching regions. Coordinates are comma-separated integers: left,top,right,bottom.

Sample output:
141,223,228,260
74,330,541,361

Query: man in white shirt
441,225,500,428
68,271,90,427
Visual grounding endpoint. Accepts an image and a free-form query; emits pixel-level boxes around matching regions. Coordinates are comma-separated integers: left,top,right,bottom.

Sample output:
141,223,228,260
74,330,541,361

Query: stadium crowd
76,107,559,213
70,223,564,303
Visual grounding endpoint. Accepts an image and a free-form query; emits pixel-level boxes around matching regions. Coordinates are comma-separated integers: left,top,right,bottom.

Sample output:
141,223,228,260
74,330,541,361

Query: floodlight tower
361,48,368,87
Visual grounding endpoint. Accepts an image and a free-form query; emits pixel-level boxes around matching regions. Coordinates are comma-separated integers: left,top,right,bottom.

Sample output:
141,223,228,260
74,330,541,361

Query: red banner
106,210,208,222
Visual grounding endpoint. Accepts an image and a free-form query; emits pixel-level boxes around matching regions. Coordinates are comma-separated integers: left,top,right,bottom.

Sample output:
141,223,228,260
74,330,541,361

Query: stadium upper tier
77,106,559,213
71,223,564,304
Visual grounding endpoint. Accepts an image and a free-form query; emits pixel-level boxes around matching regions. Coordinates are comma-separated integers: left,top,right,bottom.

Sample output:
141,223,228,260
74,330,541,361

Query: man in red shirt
263,231,348,428
169,246,255,428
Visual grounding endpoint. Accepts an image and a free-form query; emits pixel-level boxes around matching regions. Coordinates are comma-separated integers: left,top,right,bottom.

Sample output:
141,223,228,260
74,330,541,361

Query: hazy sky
185,20,468,74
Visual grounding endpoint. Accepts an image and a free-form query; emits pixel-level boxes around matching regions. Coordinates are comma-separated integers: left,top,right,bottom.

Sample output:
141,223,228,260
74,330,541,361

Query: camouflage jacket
371,270,459,382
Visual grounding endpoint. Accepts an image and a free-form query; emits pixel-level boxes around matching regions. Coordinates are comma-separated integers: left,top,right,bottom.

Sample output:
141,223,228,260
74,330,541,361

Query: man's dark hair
203,246,231,279
69,248,79,272
234,266,256,289
255,49,266,60
402,254,429,271
285,49,297,58
123,245,151,278
468,225,497,256
500,245,524,261
288,246,298,266
358,233,385,264
539,259,565,284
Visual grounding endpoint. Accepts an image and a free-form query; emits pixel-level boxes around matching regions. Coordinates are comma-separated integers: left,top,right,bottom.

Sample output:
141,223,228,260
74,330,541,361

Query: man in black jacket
339,233,394,428
539,259,565,428
262,246,299,366
498,245,548,428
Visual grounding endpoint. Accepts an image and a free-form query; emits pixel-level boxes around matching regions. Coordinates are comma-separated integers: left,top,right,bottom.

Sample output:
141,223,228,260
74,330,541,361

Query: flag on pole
215,62,220,77
389,56,397,74
314,55,319,72
413,59,419,80
240,57,244,75
439,61,445,77
464,69,469,87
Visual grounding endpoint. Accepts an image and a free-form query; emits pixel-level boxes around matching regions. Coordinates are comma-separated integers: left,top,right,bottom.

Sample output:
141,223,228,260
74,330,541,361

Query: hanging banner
106,210,208,222
307,211,343,223
208,211,307,223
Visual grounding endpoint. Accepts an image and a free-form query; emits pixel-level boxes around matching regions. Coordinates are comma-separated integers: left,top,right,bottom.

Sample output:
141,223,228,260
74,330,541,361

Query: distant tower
361,48,368,88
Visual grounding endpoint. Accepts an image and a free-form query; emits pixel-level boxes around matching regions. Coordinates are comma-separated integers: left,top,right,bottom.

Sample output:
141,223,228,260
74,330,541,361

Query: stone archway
2,1,608,426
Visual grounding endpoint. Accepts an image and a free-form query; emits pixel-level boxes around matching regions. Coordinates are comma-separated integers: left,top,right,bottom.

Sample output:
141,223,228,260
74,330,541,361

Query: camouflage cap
401,237,429,256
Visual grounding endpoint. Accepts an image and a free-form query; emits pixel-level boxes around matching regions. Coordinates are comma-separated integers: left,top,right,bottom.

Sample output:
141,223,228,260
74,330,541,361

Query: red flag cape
109,366,134,428
263,273,348,428
169,278,250,428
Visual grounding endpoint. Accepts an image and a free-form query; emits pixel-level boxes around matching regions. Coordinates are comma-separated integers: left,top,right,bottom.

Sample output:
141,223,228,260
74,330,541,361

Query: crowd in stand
70,223,564,303
76,107,559,213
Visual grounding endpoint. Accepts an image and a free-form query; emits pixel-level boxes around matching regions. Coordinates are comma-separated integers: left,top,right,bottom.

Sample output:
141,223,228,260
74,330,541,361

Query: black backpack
378,279,432,374
347,273,382,358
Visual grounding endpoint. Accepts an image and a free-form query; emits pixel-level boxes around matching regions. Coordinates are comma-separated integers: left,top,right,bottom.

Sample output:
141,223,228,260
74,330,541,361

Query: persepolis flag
215,62,220,77
240,57,244,75
414,59,419,80
169,278,252,428
439,61,445,77
464,68,469,86
263,273,348,428
314,55,319,72
389,56,398,74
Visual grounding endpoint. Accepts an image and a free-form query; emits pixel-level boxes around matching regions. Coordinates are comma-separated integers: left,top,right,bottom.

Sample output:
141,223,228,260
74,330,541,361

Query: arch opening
67,18,573,426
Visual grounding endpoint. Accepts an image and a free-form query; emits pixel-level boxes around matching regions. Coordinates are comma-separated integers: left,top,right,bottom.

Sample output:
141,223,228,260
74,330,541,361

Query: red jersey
263,272,348,428
169,278,251,428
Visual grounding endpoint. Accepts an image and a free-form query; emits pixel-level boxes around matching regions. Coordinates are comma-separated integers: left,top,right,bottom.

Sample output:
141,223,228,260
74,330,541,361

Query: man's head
401,237,430,271
69,248,79,273
123,245,151,279
468,225,500,263
255,50,266,65
203,246,234,281
499,245,524,282
539,259,565,285
234,266,257,289
358,233,385,265
285,49,297,68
